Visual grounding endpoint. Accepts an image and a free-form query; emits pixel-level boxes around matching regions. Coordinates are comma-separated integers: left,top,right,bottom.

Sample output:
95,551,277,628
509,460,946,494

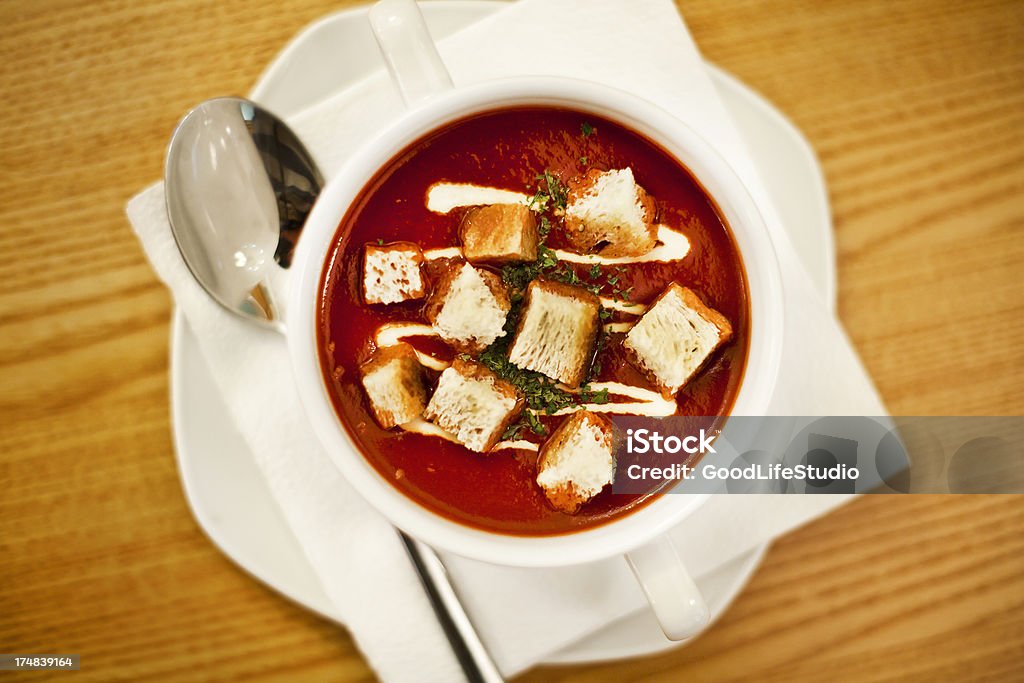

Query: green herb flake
538,244,559,268
581,121,594,137
525,411,547,435
550,265,582,286
527,191,549,213
502,421,526,441
534,170,568,210
587,330,611,382
580,386,610,405
538,215,551,237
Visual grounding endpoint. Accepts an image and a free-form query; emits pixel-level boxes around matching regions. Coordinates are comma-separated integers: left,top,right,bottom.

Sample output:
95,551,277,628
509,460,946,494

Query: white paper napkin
127,0,888,680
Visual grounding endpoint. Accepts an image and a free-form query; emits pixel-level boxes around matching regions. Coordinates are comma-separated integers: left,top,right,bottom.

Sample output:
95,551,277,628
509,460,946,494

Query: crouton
362,242,427,305
360,343,428,428
424,359,523,452
507,279,600,388
564,168,658,257
623,283,732,397
460,204,539,264
536,411,615,513
424,259,512,353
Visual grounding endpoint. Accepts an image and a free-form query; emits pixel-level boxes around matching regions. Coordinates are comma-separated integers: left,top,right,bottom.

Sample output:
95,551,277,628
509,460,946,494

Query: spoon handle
369,0,454,107
399,532,504,683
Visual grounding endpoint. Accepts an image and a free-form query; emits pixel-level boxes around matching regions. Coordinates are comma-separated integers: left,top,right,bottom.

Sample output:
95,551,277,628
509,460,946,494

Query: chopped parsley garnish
579,385,610,404
537,244,559,268
527,189,549,213
581,121,595,137
482,338,610,438
524,411,547,435
611,283,634,301
502,413,546,440
527,169,568,214
479,339,574,420
501,244,557,292
579,155,588,165
538,215,551,237
376,238,384,246
502,244,597,295
501,421,526,441
550,264,580,286
587,329,611,380
504,243,597,289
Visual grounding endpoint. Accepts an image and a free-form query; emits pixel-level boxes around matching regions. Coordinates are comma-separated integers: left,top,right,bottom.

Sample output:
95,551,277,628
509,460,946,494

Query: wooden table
2,0,1022,680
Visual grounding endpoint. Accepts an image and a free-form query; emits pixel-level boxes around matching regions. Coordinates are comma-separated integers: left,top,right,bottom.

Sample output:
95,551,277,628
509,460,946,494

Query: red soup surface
318,106,749,535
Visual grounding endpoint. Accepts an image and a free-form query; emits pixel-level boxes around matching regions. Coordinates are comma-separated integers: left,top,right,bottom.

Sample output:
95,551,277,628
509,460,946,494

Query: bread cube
623,283,732,397
424,359,524,452
424,259,511,353
564,168,658,257
507,279,600,388
360,343,427,429
536,411,615,513
362,242,427,305
459,204,539,264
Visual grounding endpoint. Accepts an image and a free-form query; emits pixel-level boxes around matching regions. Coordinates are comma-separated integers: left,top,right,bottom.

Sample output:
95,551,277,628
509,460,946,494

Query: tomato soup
318,106,749,535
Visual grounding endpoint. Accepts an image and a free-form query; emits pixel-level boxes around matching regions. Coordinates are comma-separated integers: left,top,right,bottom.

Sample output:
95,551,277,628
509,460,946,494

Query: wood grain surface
1,0,1022,680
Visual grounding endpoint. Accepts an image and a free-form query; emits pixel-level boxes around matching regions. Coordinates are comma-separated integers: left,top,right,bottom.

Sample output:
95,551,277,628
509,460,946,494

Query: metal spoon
165,97,322,326
164,98,503,683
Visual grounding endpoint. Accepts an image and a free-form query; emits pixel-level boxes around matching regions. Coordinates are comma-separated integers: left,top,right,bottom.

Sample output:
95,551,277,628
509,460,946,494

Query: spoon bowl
164,97,323,326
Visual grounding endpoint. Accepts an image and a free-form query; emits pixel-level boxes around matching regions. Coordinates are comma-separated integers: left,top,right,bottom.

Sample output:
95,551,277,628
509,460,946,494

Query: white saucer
170,1,836,666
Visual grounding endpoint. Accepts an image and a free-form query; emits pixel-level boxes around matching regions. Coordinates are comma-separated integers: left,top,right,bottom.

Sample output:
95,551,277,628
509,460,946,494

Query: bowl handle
625,534,710,641
369,0,454,107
